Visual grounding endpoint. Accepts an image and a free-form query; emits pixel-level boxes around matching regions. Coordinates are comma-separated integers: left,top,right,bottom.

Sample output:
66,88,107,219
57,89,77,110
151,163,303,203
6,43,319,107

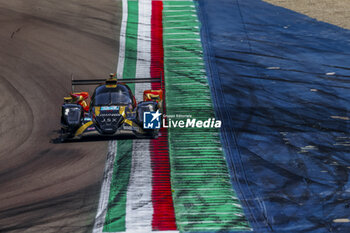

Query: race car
60,74,163,141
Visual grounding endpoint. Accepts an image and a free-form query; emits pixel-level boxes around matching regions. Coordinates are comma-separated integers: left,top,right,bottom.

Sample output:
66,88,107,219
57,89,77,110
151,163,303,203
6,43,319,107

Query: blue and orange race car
60,74,163,141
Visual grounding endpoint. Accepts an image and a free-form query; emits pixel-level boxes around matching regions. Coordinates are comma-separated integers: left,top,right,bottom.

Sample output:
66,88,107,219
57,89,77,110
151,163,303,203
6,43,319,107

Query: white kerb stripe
126,140,153,232
117,0,128,78
134,0,151,102
125,0,153,232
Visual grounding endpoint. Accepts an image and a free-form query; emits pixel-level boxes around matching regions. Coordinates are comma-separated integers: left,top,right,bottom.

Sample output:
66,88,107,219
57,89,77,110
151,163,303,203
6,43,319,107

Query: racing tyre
145,129,159,139
59,128,74,142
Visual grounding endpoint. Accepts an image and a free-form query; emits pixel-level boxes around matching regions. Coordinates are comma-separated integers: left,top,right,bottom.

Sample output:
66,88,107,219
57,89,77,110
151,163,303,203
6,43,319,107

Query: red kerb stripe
150,0,177,231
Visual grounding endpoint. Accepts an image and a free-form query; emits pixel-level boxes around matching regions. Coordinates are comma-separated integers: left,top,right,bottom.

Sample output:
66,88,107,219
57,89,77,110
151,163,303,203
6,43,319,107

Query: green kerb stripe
122,0,138,91
163,1,251,232
103,141,132,232
103,0,138,232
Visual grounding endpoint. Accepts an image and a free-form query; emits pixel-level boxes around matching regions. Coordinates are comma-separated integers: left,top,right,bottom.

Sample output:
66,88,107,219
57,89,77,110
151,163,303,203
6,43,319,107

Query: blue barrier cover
198,0,350,232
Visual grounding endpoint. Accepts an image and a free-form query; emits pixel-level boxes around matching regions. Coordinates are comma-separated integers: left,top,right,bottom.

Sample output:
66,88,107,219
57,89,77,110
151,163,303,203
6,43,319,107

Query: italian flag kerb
102,0,176,232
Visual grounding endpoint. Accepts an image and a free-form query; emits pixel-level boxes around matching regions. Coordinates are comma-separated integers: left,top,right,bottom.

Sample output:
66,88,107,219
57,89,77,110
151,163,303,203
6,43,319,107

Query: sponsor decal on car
101,106,120,111
99,114,121,117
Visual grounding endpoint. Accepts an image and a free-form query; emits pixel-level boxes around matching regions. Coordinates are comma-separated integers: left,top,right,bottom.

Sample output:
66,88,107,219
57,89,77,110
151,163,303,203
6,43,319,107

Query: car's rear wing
72,78,161,85
71,77,162,92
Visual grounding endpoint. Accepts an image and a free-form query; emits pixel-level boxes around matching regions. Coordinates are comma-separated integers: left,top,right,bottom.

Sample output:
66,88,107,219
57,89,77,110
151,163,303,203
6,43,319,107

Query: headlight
62,106,82,125
65,107,80,116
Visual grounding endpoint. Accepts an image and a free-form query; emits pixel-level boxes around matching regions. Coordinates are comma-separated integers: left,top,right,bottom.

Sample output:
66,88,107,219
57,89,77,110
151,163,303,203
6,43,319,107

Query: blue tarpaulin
197,0,350,232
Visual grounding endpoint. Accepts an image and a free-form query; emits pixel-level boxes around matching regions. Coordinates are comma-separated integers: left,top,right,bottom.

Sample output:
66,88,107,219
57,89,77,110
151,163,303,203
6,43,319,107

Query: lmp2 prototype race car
60,74,163,141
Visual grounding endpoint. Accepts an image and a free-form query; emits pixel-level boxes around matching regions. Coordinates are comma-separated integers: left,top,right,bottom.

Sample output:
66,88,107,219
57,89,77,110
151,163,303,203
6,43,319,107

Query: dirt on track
264,0,350,29
0,1,121,232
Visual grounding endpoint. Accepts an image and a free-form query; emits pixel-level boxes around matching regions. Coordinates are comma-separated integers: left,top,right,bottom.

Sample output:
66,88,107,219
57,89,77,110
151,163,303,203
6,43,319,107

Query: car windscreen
94,89,132,105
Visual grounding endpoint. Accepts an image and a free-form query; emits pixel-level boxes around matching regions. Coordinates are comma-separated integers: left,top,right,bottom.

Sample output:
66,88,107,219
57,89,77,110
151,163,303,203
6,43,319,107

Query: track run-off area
93,0,250,232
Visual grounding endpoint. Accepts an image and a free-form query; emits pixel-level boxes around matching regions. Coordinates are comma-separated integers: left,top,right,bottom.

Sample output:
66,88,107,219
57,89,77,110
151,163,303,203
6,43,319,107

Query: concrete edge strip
162,0,252,231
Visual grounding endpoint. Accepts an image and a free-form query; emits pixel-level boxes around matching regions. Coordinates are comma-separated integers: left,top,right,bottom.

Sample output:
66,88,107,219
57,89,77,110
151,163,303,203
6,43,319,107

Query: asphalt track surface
0,1,121,232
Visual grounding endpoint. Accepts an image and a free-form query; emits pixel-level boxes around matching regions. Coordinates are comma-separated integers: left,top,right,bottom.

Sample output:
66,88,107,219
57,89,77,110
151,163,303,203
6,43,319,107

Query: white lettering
172,120,178,128
178,120,184,128
211,118,215,127
160,117,221,128
162,118,168,128
186,118,196,127
203,119,211,128
214,120,222,128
